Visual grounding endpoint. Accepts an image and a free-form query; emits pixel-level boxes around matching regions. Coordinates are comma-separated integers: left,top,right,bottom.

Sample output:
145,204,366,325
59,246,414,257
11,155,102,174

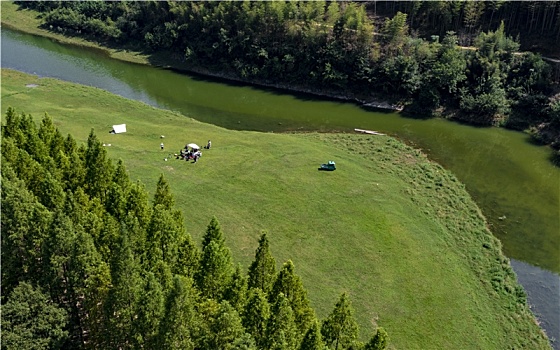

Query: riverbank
0,2,404,112
1,68,552,349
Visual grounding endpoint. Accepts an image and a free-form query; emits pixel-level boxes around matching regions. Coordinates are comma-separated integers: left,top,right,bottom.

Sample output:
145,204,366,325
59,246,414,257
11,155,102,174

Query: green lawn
1,69,550,349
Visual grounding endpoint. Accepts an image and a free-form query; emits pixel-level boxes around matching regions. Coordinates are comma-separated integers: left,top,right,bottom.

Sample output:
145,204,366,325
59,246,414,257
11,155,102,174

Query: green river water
2,28,559,343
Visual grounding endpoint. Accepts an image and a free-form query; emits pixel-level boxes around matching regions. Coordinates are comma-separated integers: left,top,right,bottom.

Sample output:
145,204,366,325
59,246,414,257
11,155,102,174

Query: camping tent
112,124,127,134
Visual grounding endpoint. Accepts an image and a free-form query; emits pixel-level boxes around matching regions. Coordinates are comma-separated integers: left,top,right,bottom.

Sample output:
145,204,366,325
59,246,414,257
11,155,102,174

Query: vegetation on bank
1,69,551,349
372,1,560,57
7,0,560,162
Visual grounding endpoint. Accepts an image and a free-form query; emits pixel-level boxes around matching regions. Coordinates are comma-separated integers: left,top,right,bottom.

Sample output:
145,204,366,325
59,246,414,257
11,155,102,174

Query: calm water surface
2,29,559,345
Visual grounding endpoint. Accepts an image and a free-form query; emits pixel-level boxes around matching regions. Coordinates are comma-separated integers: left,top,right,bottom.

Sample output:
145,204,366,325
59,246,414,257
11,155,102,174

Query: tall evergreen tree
61,141,86,192
153,173,174,210
270,260,315,339
195,217,234,300
248,232,277,295
196,240,234,300
125,180,152,229
242,288,271,349
18,112,48,163
225,264,249,313
299,319,324,350
364,328,389,350
41,209,75,304
2,106,20,139
200,301,253,350
104,232,142,349
84,129,113,201
321,293,359,350
202,215,224,248
1,282,68,350
106,159,130,221
174,232,200,279
266,293,298,350
146,204,181,268
67,226,111,348
157,276,199,350
1,172,51,296
37,112,57,152
132,272,165,349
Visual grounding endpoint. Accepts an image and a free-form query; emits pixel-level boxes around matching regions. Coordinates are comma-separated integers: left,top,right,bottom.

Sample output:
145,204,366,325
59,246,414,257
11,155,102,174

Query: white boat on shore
354,128,385,136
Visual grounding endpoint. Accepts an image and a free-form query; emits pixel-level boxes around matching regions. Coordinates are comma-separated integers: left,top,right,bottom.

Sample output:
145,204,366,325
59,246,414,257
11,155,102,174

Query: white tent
112,124,127,134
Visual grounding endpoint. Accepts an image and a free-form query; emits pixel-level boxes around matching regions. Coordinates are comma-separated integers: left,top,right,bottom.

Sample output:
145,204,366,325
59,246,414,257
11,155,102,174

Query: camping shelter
112,124,127,134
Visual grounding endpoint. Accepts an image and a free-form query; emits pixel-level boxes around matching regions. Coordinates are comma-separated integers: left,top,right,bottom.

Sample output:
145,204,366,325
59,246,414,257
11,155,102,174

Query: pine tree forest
0,108,388,349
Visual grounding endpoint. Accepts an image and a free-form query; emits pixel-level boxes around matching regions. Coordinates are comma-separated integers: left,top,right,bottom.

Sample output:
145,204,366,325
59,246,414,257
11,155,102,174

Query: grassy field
1,69,550,349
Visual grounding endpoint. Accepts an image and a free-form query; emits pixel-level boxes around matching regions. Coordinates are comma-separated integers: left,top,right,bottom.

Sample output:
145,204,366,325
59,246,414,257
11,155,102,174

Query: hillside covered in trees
372,1,560,56
1,108,389,349
14,0,560,163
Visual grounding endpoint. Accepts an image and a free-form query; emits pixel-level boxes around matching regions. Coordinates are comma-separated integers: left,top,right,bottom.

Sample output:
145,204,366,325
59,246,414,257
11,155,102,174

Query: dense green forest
16,1,560,163
0,107,389,349
372,1,560,54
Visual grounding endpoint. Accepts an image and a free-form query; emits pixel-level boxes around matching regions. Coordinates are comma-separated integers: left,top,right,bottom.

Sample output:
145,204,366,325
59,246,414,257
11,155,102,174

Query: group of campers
174,140,211,163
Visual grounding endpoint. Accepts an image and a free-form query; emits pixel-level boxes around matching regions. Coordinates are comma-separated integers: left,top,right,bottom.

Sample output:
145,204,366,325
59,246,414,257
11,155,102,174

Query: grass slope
1,69,551,349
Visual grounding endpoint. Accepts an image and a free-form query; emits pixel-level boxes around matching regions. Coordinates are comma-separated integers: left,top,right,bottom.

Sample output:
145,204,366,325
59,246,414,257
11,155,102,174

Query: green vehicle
319,161,336,171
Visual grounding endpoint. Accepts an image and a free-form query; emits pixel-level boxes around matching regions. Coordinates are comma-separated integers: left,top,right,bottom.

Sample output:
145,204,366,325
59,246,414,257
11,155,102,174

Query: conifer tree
1,282,68,350
106,160,130,221
37,171,65,210
38,112,57,152
196,217,234,300
19,112,47,163
242,288,271,349
3,106,20,139
48,129,65,162
61,189,86,227
202,215,224,248
133,272,164,349
1,136,20,167
125,180,152,229
225,264,249,313
266,293,298,350
270,260,315,339
41,209,74,303
200,301,253,349
157,258,176,291
153,173,174,210
104,233,142,349
67,227,111,348
174,232,200,279
364,328,389,350
42,212,110,348
299,319,324,350
84,129,113,201
146,204,181,268
94,212,120,262
321,293,359,350
248,233,277,295
1,173,51,295
158,275,199,350
196,240,234,300
62,145,86,192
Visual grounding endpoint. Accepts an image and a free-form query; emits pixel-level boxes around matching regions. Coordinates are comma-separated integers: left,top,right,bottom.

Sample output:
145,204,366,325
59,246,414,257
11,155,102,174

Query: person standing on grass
206,140,211,149
160,142,164,150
